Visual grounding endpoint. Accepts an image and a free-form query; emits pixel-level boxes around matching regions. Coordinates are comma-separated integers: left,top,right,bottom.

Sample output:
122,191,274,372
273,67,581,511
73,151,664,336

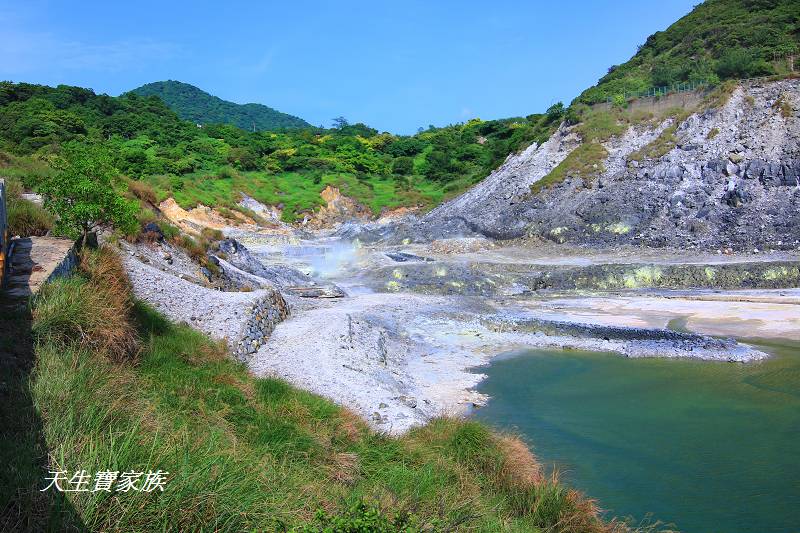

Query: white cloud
249,49,275,74
0,27,179,76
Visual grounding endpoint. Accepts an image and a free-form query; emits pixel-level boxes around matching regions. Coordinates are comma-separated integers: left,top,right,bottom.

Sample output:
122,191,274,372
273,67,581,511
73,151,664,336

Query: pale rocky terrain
402,79,800,251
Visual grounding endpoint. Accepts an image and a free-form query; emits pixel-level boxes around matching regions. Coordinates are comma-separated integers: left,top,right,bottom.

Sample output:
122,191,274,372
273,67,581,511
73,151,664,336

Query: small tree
545,102,565,122
40,143,138,244
331,116,349,129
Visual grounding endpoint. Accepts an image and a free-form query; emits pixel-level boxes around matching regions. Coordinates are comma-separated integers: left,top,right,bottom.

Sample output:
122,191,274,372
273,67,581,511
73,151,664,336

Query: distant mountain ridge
129,80,311,131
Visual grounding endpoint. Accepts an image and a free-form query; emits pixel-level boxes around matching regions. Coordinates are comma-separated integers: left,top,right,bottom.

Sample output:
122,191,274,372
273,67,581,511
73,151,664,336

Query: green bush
391,156,414,175
715,48,772,79
546,102,565,122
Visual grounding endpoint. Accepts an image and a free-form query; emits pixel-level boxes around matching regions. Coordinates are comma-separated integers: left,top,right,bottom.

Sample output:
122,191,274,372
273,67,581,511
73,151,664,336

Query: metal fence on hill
605,80,712,104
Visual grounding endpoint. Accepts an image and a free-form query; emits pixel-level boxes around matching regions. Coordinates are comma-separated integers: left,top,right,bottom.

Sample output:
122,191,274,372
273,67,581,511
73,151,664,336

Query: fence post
0,179,7,288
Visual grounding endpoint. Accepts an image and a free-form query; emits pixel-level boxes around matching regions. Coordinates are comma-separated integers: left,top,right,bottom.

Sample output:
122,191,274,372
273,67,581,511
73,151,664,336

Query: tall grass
7,198,54,237
3,175,54,237
9,246,658,531
32,250,138,361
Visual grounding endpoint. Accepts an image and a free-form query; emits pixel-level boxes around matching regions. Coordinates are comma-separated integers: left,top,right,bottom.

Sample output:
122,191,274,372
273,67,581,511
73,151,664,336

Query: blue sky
0,1,697,133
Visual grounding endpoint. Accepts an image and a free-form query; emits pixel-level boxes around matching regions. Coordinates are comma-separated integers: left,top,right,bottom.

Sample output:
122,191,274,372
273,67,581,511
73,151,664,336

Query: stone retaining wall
46,241,79,283
233,290,291,361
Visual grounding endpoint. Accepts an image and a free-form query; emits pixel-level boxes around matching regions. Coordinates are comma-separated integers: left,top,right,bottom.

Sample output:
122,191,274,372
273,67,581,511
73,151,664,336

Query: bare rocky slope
400,79,800,251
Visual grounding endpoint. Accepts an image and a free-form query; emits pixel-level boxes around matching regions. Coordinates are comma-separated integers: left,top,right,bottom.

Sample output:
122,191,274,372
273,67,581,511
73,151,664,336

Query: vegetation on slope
0,246,638,532
130,80,311,131
0,82,560,222
2,175,53,237
533,0,800,196
576,0,800,105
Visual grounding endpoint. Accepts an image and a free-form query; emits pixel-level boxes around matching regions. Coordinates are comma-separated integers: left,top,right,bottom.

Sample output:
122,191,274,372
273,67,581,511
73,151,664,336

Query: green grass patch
143,168,470,223
531,142,608,195
2,175,54,237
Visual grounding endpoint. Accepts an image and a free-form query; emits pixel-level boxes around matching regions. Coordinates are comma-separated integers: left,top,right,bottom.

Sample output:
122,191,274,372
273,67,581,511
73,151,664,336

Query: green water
473,341,800,533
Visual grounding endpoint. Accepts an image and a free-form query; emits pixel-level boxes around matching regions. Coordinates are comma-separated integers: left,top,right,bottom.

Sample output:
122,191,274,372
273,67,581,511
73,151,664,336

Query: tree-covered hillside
577,0,799,104
130,80,311,131
0,81,559,222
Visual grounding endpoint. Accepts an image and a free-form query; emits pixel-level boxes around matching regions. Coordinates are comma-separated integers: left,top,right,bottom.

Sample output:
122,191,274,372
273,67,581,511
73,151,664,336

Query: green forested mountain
129,80,311,131
577,0,799,104
0,81,558,222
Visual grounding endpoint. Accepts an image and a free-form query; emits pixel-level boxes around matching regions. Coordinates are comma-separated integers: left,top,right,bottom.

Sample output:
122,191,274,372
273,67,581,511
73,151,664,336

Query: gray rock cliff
408,79,800,251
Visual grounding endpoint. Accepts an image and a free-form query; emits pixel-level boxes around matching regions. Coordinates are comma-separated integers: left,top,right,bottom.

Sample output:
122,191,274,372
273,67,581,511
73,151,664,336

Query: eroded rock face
237,193,289,229
217,238,313,288
159,198,254,233
411,79,800,251
302,185,371,229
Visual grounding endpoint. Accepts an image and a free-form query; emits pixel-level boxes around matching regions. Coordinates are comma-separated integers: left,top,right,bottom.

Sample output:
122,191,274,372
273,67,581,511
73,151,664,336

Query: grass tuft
7,198,53,237
532,142,608,195
126,179,158,205
772,93,793,118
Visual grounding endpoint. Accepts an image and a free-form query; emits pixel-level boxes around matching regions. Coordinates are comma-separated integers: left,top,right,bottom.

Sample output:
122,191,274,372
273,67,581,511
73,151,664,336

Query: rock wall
124,253,290,359
411,79,800,251
158,198,255,234
233,291,290,361
302,185,371,229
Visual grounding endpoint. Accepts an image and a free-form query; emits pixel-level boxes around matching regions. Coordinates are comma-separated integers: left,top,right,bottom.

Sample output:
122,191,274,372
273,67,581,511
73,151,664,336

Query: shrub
715,48,771,79
391,156,413,175
39,143,138,242
546,102,565,122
